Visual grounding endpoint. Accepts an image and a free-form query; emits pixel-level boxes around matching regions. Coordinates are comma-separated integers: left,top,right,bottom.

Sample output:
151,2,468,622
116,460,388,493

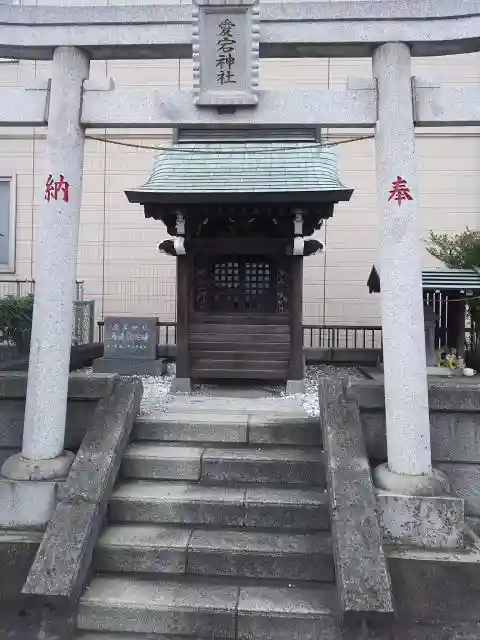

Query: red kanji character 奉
388,176,413,207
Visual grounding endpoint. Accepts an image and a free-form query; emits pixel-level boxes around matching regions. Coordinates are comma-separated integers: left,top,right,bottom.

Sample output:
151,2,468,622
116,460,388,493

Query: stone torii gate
0,0,479,525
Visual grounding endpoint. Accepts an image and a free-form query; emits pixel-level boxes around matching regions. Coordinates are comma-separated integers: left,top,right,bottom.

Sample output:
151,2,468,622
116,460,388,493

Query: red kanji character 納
44,173,55,202
44,173,70,203
54,174,70,203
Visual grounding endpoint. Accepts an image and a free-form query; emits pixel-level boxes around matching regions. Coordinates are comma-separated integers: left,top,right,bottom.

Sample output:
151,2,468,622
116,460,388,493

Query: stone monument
93,316,166,375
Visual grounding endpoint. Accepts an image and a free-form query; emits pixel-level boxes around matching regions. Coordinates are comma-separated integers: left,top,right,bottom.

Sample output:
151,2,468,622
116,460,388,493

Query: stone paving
139,363,366,417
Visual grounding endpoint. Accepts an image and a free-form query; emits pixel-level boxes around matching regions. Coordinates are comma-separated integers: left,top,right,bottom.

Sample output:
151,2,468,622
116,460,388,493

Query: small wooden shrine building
127,128,352,389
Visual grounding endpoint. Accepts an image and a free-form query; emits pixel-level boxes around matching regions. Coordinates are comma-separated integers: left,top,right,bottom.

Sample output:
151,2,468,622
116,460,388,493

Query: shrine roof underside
125,129,353,205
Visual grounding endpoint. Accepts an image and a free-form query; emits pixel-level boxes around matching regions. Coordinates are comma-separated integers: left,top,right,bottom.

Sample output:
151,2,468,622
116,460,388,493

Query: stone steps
165,396,305,412
109,481,330,530
78,575,338,639
77,635,205,640
77,389,335,640
121,443,325,485
94,524,334,582
133,413,321,446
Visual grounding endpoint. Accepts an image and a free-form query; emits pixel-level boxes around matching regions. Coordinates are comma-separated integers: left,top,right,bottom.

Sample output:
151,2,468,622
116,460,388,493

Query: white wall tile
0,34,478,325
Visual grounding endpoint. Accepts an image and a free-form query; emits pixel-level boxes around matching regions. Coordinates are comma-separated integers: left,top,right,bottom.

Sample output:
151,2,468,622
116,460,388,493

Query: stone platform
93,357,167,376
362,366,478,384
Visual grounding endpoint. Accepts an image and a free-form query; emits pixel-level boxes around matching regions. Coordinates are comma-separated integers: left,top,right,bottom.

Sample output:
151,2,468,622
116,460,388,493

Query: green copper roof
126,140,352,202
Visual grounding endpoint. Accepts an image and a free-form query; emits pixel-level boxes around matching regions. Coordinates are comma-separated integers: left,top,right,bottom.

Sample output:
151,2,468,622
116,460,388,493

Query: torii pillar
372,43,448,496
2,47,89,523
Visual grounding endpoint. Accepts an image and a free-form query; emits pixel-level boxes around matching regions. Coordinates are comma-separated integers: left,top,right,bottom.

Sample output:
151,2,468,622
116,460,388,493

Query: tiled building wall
0,0,479,329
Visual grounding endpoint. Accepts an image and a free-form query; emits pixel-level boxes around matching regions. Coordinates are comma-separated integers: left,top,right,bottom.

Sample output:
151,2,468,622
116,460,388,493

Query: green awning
368,265,480,295
421,268,480,292
126,129,353,204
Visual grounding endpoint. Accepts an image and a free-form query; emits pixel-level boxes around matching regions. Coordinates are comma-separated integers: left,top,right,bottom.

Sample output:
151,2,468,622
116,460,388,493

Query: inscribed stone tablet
103,317,158,360
193,0,259,106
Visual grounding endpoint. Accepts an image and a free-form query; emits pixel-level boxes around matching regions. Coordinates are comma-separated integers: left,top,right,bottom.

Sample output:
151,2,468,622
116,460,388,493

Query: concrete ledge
0,371,119,400
23,501,101,604
22,378,142,604
0,529,42,603
93,357,167,376
387,545,480,622
376,491,465,549
0,480,57,529
0,343,103,373
349,379,480,411
349,379,480,466
58,379,142,504
318,377,394,622
0,375,120,463
436,462,480,516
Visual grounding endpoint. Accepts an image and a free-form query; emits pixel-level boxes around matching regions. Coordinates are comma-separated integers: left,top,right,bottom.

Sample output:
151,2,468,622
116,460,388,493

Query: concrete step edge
110,481,329,505
78,576,338,636
108,481,331,530
94,524,334,581
79,574,337,614
124,443,324,461
133,418,321,446
97,523,332,554
121,445,326,485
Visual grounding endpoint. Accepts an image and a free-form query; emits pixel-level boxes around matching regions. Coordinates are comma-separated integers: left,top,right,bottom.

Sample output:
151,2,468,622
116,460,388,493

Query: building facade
0,0,479,329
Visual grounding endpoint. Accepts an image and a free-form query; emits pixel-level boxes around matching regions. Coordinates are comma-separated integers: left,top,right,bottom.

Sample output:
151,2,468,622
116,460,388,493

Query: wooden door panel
190,253,292,381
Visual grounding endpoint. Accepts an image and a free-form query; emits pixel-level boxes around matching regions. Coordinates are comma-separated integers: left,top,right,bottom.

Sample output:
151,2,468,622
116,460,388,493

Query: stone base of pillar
286,379,305,394
0,479,58,528
373,462,450,496
170,377,191,394
375,489,465,549
1,450,74,481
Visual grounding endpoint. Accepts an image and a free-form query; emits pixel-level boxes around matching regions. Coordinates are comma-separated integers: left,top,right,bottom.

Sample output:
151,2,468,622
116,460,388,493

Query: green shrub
0,295,34,354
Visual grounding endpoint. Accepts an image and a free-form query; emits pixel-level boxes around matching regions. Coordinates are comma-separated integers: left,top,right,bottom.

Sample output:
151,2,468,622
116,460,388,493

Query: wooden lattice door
195,256,277,313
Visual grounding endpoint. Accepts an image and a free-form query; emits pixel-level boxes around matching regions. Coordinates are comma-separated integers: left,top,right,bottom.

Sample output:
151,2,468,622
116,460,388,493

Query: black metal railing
302,325,383,350
97,320,382,350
